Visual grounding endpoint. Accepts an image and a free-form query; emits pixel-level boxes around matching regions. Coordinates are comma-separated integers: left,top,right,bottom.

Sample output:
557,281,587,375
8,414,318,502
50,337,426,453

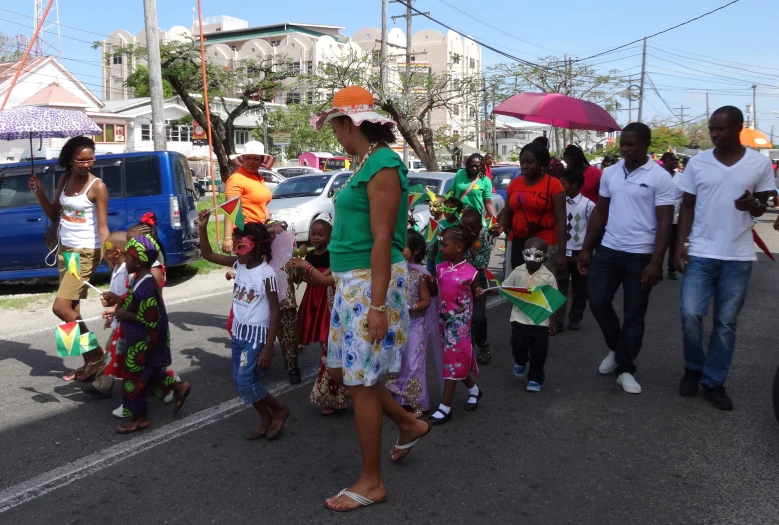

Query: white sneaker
599,351,617,374
163,390,174,404
617,372,642,394
112,405,127,418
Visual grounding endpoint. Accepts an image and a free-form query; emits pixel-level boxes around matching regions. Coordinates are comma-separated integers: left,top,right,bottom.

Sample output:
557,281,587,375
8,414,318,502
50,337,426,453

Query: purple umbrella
493,92,621,133
0,106,102,167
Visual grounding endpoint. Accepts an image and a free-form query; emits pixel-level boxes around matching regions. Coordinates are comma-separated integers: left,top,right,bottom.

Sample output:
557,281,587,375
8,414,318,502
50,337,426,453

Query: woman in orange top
221,141,275,253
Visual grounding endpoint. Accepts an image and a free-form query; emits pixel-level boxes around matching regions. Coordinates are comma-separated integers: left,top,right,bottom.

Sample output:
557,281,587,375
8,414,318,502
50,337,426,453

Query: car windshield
491,168,520,191
273,175,331,198
408,177,443,199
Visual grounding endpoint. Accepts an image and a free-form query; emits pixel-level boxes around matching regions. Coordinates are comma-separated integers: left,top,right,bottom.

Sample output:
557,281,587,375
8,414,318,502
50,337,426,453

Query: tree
601,120,695,157
124,64,175,98
111,39,293,180
308,49,483,171
434,125,464,167
488,57,626,152
255,103,341,159
0,33,23,62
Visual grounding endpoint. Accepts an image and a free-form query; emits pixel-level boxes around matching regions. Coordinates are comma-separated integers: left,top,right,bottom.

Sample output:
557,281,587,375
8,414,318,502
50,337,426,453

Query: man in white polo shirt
578,122,676,394
675,106,775,411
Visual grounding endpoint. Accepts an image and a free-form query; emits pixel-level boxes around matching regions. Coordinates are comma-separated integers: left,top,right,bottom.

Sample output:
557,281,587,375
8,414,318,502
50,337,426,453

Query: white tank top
59,177,101,249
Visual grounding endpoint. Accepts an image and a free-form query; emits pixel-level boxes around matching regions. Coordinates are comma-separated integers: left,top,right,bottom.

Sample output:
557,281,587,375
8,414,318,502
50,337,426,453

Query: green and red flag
484,268,502,287
220,197,245,230
407,184,427,209
498,284,566,326
484,212,498,229
54,322,82,357
79,331,100,353
423,218,439,246
61,251,81,279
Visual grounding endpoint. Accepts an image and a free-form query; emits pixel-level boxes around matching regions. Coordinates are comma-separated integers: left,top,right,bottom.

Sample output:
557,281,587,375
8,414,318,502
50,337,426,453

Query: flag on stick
55,322,82,357
497,284,566,326
79,331,100,353
407,184,427,209
423,218,439,246
220,197,245,230
484,268,502,287
484,213,498,229
61,251,81,279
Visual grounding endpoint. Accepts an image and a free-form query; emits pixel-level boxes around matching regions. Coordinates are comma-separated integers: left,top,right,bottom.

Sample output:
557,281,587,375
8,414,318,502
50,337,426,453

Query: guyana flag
220,197,245,230
61,251,81,279
484,268,502,287
498,284,566,326
484,212,498,229
79,331,100,353
407,184,427,209
55,322,82,357
422,218,439,246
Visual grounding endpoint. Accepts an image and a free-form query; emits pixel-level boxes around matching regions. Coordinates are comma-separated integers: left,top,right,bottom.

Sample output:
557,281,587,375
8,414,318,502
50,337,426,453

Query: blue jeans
680,256,752,387
232,335,268,404
587,246,653,375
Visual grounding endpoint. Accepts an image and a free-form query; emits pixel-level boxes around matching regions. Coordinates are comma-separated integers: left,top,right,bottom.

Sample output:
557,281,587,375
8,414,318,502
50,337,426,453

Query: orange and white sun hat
311,86,396,131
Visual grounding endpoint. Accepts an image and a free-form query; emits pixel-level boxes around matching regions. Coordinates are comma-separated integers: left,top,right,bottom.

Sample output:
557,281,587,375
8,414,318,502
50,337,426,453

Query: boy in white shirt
559,168,595,331
479,237,558,392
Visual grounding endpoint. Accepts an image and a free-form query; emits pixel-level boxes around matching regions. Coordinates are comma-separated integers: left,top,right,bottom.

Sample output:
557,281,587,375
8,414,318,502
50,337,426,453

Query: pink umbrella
493,92,621,132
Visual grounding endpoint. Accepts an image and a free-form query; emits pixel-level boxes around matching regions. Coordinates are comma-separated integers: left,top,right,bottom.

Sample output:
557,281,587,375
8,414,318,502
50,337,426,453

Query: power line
646,74,676,115
650,45,779,78
652,42,779,74
0,7,123,42
0,16,101,47
573,1,742,63
646,53,777,89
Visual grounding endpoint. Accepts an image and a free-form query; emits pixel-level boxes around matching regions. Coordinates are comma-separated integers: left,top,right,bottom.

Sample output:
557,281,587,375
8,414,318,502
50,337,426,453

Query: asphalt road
1,217,778,525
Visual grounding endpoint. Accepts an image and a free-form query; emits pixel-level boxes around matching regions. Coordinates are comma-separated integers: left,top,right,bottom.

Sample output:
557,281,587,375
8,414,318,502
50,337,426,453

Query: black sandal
464,389,483,412
428,409,452,426
477,349,491,365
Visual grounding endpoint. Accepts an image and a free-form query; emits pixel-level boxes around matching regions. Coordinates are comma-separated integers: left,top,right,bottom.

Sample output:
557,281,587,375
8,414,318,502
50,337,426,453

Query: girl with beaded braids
198,211,291,441
113,234,191,434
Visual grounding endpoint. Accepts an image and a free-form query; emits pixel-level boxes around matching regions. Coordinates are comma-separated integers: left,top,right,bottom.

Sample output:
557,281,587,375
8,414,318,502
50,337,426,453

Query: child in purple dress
429,224,483,426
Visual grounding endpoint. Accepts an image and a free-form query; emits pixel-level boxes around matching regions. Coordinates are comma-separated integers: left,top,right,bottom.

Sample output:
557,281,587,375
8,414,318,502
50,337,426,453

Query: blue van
0,151,200,280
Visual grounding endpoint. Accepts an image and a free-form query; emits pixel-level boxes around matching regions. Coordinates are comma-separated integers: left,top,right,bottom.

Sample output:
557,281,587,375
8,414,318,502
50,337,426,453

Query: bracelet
369,303,387,313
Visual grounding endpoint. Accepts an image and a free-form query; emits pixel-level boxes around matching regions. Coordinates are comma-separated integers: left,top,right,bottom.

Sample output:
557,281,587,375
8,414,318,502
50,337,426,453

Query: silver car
268,172,352,242
407,172,505,231
275,166,323,178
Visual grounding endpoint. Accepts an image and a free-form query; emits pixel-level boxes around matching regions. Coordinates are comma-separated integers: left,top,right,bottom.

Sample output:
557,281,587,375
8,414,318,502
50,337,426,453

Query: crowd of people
29,89,776,512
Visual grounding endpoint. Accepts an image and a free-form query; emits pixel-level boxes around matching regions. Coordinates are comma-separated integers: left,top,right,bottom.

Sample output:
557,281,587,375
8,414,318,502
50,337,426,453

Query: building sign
192,120,207,140
115,124,125,142
272,131,291,145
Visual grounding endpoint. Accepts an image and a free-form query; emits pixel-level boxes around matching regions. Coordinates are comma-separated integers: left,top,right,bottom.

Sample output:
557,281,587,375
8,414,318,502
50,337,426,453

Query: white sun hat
311,86,396,131
230,141,276,169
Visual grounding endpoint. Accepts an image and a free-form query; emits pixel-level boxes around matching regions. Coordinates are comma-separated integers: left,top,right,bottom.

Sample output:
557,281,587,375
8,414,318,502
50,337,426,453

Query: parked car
258,169,285,190
490,166,522,202
0,151,201,281
268,172,353,242
193,181,206,198
276,166,323,178
407,172,505,231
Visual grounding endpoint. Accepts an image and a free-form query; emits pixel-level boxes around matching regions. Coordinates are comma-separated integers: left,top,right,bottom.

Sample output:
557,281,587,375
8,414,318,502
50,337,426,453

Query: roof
0,56,103,109
21,82,90,108
200,22,346,44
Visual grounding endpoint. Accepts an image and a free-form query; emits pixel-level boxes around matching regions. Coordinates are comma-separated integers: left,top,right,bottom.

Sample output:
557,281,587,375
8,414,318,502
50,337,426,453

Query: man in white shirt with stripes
578,122,677,395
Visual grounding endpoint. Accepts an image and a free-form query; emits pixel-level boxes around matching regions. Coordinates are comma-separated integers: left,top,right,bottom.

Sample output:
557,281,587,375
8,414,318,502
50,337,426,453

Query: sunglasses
523,247,548,263
73,158,96,165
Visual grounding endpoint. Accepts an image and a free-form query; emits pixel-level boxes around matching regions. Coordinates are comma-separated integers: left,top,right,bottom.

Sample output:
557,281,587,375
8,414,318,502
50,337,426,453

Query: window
371,50,380,66
270,40,281,47
453,105,460,116
469,58,476,68
125,156,161,197
330,172,353,193
166,125,192,142
596,131,605,137
141,124,151,141
305,91,314,104
112,53,122,65
234,130,250,145
452,53,460,64
285,92,301,105
453,129,460,136
93,123,117,143
0,170,49,209
93,161,123,198
410,55,416,62
470,107,477,119
306,60,313,74
501,145,507,156
292,62,301,75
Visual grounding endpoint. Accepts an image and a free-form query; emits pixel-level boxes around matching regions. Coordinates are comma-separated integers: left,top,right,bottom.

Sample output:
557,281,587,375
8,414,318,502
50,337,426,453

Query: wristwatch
369,303,388,313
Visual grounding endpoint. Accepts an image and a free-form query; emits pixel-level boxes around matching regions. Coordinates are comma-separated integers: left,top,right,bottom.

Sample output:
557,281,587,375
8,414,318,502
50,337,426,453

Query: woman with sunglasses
28,136,110,381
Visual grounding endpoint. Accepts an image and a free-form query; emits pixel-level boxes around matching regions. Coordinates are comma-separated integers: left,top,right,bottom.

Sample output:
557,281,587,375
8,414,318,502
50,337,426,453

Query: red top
484,164,492,181
580,165,603,203
505,174,564,245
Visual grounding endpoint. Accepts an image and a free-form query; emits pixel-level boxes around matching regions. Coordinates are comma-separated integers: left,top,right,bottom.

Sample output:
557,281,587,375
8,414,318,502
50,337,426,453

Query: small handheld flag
61,251,81,279
220,197,245,230
423,218,439,246
483,213,498,229
484,268,502,287
496,284,566,326
79,331,100,353
55,322,82,357
407,184,427,209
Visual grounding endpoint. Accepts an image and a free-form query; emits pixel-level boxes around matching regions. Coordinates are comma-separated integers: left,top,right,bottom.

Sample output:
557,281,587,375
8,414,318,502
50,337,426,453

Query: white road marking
0,294,507,513
0,368,317,514
0,290,231,339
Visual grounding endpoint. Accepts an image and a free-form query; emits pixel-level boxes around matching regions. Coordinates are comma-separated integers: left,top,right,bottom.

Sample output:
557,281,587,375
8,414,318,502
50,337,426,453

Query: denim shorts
231,333,268,404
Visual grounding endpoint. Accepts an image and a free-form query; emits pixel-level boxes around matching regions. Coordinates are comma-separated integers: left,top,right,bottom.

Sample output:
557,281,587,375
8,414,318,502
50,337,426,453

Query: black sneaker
668,271,678,281
567,321,581,331
679,369,701,397
288,367,301,385
702,385,733,411
477,344,491,365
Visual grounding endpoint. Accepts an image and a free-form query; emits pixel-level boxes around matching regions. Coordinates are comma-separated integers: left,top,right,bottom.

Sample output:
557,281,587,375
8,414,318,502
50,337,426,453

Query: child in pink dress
429,223,483,426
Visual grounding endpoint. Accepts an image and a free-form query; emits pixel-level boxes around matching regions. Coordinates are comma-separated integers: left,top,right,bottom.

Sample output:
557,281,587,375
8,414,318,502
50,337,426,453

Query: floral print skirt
327,262,409,387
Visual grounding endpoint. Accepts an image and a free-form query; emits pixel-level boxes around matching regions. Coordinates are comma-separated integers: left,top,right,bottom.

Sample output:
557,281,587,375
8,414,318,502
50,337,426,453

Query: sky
2,0,778,138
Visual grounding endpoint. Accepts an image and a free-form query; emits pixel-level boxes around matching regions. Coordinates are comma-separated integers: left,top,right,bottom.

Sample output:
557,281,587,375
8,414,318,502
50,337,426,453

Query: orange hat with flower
311,86,396,131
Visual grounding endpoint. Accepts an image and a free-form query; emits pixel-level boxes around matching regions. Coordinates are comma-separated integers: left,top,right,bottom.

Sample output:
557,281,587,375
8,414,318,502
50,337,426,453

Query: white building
0,56,131,163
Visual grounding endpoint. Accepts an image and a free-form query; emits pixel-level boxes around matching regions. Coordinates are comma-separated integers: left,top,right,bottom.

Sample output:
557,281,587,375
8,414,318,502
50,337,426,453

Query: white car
276,166,323,178
258,169,286,190
268,172,352,242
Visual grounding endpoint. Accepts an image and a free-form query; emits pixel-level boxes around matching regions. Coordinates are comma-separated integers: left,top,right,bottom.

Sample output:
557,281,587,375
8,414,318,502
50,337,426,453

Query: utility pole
705,92,710,119
752,84,757,130
142,0,167,151
676,105,689,125
391,0,430,166
491,86,497,158
483,77,489,152
637,37,647,123
380,0,388,91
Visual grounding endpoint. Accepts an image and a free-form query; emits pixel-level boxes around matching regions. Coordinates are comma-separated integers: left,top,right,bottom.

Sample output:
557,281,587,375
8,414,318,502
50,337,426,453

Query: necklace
332,142,382,204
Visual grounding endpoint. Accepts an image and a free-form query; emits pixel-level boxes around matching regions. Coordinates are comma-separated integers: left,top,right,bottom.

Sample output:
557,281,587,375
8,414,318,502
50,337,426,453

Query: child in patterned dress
429,224,483,426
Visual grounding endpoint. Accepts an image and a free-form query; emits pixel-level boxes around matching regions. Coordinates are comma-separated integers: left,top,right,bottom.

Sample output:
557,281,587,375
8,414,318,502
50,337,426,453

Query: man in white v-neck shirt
578,122,676,395
675,106,775,411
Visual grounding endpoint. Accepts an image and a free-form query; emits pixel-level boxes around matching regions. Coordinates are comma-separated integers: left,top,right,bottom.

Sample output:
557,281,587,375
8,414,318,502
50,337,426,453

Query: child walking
429,224,483,426
387,230,434,416
114,234,191,434
429,196,463,267
559,169,595,331
426,195,445,275
198,211,290,440
479,237,558,392
461,209,495,365
293,216,349,416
